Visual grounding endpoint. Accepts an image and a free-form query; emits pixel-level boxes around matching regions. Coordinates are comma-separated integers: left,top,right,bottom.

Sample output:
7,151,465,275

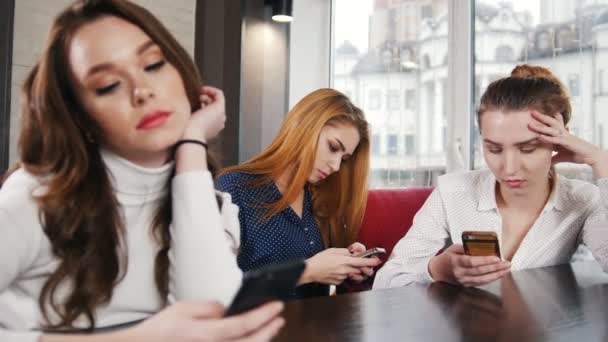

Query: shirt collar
476,170,563,212
101,149,173,205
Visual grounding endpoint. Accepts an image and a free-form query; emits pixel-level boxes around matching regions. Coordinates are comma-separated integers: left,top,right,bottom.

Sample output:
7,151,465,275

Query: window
568,74,580,97
387,90,400,110
369,89,381,110
387,134,398,155
405,134,415,155
332,0,449,188
372,134,381,155
495,45,515,63
405,89,416,110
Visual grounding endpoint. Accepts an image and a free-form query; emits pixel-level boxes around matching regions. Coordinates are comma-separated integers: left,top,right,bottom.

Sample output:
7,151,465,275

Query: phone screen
462,231,501,258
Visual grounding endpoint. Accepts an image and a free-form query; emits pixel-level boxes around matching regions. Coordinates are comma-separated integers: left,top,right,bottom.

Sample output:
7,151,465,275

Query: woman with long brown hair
375,64,608,289
217,88,381,298
0,1,283,341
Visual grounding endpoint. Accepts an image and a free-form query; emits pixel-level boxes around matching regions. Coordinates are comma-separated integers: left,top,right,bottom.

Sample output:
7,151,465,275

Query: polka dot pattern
216,171,329,298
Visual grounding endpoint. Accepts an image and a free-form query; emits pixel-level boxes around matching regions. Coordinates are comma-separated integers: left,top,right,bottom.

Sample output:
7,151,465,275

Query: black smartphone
355,247,386,258
461,231,501,258
225,259,306,316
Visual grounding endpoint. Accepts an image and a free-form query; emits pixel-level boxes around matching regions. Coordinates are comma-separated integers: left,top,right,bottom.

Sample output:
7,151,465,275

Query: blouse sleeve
168,170,242,306
580,178,608,272
373,187,451,289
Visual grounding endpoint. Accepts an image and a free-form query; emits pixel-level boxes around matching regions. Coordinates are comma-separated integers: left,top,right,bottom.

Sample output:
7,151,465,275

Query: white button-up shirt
373,169,608,289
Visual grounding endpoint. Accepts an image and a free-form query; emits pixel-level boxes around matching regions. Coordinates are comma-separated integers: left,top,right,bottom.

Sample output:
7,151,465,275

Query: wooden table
275,262,608,342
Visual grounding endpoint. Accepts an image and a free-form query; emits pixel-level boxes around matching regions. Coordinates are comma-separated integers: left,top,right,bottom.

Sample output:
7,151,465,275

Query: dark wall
0,0,15,172
195,0,243,167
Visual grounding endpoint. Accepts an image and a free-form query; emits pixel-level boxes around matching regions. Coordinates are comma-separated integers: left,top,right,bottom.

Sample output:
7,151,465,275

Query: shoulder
557,175,600,205
216,171,263,206
216,171,258,191
0,168,44,210
436,169,489,194
0,169,46,245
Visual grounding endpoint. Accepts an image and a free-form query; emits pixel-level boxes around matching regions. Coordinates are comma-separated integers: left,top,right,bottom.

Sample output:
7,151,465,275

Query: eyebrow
85,40,158,77
483,137,539,146
335,138,353,157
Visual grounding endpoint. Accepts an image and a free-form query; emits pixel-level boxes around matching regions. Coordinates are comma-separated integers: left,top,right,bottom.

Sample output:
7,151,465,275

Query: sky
334,0,541,54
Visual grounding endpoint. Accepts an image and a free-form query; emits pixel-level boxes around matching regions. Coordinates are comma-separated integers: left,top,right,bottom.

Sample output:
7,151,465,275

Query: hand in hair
299,247,382,285
428,244,511,287
528,111,608,178
182,86,227,142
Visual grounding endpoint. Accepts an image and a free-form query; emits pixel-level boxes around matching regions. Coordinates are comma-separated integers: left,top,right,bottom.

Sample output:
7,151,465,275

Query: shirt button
309,241,314,245
304,228,309,231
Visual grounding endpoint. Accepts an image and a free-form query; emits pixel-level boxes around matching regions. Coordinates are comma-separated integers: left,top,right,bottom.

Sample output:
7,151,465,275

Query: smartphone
355,247,386,258
461,231,501,258
225,259,306,316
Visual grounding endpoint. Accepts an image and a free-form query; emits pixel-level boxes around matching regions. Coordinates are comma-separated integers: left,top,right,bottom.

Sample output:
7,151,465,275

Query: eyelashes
94,60,166,96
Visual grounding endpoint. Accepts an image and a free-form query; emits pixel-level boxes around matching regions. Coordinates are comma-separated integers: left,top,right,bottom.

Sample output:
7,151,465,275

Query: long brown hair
221,88,370,247
19,0,213,329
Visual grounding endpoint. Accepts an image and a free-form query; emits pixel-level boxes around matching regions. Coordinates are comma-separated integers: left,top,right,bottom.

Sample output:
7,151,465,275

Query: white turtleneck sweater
0,151,242,342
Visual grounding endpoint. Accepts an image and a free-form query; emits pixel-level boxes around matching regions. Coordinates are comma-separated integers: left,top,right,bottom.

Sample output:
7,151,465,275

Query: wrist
428,254,447,283
299,259,316,285
181,126,207,142
590,150,608,178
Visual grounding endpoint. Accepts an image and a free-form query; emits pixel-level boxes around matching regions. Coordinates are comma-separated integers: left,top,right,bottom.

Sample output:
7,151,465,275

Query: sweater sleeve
0,330,41,342
581,178,608,271
168,170,242,306
0,203,43,341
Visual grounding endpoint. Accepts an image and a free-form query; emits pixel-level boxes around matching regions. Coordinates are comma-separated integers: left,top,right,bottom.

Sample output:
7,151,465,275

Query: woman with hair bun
375,64,608,289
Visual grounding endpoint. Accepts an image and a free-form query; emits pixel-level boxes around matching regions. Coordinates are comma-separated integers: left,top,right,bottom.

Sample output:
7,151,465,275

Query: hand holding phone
354,247,386,258
225,259,305,316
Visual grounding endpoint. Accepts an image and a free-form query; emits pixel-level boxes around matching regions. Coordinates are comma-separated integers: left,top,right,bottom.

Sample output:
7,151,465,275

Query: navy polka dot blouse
216,171,329,299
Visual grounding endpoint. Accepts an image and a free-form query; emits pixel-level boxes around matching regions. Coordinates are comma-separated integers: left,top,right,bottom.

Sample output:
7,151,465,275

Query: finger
348,272,365,281
455,254,501,268
361,267,374,277
339,266,362,275
236,317,285,342
460,260,510,277
345,256,382,268
215,302,284,339
530,111,562,128
201,86,225,103
348,242,366,254
331,248,353,256
528,122,562,137
460,268,510,287
177,301,225,319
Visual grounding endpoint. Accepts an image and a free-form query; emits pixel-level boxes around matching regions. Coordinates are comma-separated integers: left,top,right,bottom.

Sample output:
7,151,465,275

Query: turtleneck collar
101,149,174,206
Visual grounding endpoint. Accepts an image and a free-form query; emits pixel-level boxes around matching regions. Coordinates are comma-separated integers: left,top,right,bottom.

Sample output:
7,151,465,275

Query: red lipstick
136,111,171,130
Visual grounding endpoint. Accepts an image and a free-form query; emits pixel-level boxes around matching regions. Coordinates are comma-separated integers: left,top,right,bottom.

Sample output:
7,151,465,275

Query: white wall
288,0,331,108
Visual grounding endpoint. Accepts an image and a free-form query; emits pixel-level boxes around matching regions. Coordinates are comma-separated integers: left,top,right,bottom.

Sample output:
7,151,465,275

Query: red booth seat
339,187,433,293
358,187,434,263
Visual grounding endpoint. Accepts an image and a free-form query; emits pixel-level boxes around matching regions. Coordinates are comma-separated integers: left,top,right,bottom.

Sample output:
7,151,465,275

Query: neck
103,145,170,168
496,178,551,213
